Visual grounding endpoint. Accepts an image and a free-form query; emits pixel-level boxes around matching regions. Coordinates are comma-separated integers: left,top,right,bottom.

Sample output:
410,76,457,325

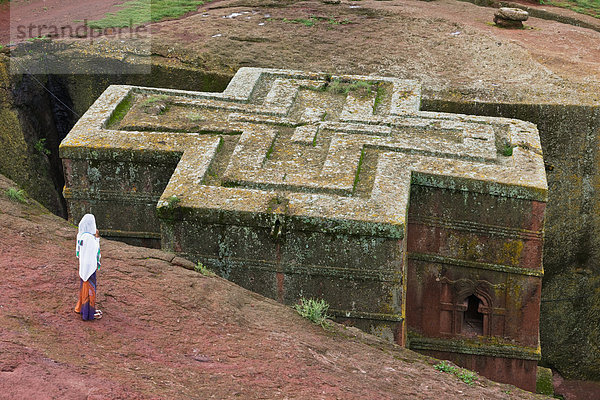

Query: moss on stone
106,94,133,129
540,271,600,380
536,366,554,395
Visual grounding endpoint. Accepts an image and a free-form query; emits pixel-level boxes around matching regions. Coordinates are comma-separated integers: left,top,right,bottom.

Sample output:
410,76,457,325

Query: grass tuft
294,297,331,327
194,262,215,276
141,94,168,106
188,112,204,122
6,188,27,203
310,79,375,96
501,143,515,157
434,361,478,385
283,17,316,26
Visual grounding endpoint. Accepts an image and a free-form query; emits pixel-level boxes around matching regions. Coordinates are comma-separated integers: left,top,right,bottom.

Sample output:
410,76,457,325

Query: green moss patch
106,94,133,129
544,0,600,19
88,0,210,29
536,366,554,395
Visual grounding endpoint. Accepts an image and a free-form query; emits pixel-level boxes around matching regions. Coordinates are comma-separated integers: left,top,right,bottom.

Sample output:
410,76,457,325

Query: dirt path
0,176,550,399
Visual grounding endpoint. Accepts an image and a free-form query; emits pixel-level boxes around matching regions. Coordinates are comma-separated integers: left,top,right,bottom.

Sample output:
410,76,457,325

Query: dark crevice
11,73,69,217
46,75,75,217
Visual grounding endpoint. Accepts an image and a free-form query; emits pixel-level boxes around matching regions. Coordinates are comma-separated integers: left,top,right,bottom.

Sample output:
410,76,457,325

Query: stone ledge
189,254,403,282
408,335,541,360
329,309,405,322
408,252,544,276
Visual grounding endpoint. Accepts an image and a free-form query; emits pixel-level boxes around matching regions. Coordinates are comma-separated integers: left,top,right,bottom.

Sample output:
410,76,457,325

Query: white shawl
76,214,100,281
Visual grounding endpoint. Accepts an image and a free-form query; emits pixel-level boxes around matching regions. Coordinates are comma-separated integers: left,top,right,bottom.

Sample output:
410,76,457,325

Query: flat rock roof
60,67,548,238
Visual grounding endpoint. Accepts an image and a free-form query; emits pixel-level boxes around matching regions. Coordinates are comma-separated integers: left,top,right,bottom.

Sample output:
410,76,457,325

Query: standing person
74,214,102,320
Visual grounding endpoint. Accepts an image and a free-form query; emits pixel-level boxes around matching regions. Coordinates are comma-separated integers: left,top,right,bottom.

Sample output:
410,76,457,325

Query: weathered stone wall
422,98,600,380
406,186,545,391
0,55,66,215
0,52,231,217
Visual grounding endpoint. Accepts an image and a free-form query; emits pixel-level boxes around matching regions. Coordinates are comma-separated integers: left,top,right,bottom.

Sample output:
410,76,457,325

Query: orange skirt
74,272,96,320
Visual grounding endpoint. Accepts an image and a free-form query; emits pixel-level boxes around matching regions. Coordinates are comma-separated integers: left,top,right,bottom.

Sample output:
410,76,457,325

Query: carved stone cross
60,68,547,390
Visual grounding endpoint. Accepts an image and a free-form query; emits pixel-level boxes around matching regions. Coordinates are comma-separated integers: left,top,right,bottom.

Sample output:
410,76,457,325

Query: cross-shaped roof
60,68,547,238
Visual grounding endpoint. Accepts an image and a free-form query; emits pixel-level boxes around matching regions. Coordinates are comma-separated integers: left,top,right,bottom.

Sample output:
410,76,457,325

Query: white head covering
76,214,100,281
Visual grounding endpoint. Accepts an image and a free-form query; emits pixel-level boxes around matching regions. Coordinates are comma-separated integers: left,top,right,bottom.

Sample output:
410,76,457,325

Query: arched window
462,294,483,337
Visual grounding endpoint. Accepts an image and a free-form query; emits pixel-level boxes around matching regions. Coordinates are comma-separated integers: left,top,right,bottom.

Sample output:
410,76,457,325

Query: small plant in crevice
194,262,215,276
188,112,204,122
141,94,168,107
434,361,478,386
294,297,331,328
6,188,27,203
166,195,180,208
283,17,317,27
373,84,386,112
158,195,181,221
501,142,515,157
34,138,51,155
140,94,169,115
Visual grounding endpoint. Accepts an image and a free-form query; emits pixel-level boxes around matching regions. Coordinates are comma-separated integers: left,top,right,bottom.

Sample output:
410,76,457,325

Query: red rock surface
0,174,550,399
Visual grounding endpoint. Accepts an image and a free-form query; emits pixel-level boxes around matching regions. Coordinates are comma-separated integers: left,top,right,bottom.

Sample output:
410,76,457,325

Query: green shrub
456,369,478,385
294,297,331,327
34,138,51,155
6,188,27,203
434,360,458,373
